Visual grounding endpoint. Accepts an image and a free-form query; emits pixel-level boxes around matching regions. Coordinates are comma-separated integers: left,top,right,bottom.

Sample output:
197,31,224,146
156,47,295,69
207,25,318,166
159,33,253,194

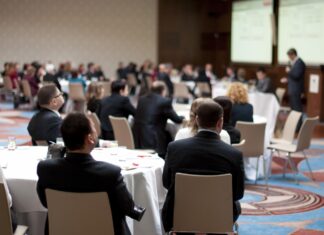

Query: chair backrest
21,80,32,98
88,112,101,137
35,140,48,146
281,110,302,142
3,76,13,90
173,82,190,99
276,87,286,105
68,83,85,101
296,116,319,151
196,82,211,96
127,74,137,87
45,189,114,235
98,81,111,97
236,122,266,157
0,182,13,235
144,76,153,90
232,139,246,152
173,173,233,234
109,116,135,149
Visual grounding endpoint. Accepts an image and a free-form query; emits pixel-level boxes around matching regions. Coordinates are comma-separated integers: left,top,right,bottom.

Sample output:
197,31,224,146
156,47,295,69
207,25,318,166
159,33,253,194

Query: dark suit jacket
36,153,137,235
288,58,305,95
97,94,136,140
27,108,62,145
230,103,253,126
133,93,183,157
256,77,273,93
43,74,62,91
162,131,245,232
157,72,174,97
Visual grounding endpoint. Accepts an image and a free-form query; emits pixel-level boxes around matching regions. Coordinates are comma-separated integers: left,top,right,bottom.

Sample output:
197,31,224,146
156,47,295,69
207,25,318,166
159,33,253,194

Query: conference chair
126,74,138,95
275,87,290,112
45,189,114,235
0,182,28,235
172,173,236,234
236,122,267,185
232,139,246,152
271,110,302,145
109,116,135,149
268,116,319,184
196,82,211,97
68,83,86,112
87,112,101,137
98,81,111,97
173,82,192,103
21,80,35,108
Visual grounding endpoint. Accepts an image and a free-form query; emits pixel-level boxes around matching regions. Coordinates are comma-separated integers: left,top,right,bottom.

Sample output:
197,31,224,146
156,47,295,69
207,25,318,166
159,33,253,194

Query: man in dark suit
162,101,245,232
281,48,305,112
36,113,145,235
157,63,174,97
133,81,184,157
97,80,136,140
27,84,64,145
255,67,273,93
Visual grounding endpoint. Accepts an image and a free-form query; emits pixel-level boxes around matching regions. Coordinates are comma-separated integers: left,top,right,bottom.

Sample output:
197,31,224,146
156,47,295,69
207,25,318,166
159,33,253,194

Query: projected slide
278,0,324,65
231,0,273,64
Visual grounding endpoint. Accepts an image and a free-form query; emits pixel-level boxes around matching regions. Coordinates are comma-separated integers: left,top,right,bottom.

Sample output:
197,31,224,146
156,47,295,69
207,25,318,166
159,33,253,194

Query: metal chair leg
263,155,268,190
286,152,299,184
303,151,315,181
283,159,288,178
255,157,260,184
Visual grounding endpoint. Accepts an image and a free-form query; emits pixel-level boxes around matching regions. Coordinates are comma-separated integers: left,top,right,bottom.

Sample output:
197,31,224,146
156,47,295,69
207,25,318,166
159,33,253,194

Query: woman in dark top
214,96,241,144
227,82,253,126
86,82,104,113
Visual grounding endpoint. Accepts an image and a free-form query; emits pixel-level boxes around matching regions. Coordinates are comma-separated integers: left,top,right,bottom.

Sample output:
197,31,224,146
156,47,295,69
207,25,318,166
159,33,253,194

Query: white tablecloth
0,146,166,235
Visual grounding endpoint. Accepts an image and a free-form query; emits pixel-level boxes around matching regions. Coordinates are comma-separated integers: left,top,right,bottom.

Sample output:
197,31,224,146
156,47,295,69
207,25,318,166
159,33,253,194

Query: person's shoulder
93,160,122,176
37,158,63,172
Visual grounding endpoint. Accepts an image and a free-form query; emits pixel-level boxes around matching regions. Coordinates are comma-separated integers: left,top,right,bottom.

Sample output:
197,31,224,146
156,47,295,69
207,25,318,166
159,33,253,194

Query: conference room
0,0,324,235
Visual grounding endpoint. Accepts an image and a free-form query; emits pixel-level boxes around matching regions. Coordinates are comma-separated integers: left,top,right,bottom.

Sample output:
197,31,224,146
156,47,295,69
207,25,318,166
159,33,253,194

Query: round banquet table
0,146,166,235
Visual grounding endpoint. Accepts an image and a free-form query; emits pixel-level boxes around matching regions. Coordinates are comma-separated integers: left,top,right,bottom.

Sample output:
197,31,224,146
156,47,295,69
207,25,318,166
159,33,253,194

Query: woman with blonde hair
86,82,104,112
175,98,231,144
227,82,253,126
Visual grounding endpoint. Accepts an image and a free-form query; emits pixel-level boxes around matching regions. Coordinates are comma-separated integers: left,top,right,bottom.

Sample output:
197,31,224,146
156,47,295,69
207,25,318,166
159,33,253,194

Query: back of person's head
111,80,127,94
151,81,166,95
61,113,92,151
227,82,248,104
213,96,232,124
189,98,210,134
287,48,297,56
196,101,223,130
37,84,59,106
71,70,79,79
86,83,103,100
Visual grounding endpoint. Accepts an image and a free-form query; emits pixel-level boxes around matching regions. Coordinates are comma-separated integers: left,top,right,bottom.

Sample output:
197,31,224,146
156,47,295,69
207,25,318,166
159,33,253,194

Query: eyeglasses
53,92,63,99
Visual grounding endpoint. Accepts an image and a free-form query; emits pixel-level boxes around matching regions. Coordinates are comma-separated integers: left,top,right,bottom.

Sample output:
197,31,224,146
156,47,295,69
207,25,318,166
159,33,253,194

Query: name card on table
309,74,320,94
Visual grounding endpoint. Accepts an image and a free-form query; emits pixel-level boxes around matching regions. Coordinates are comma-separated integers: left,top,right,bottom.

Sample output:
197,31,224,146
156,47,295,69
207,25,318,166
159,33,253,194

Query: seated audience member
86,83,104,113
36,113,145,235
22,65,39,97
133,81,184,157
181,64,195,82
157,63,174,97
224,65,238,82
214,96,241,144
85,62,98,81
237,67,247,83
205,63,217,81
227,82,253,126
94,65,106,81
116,62,127,80
195,67,212,97
97,80,135,140
8,63,20,89
162,101,244,232
27,84,64,145
43,64,62,91
255,67,273,93
68,70,86,92
175,98,231,144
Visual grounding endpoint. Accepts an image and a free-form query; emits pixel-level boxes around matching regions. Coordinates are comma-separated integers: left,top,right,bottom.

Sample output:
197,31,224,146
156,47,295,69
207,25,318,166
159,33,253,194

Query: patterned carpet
0,102,323,235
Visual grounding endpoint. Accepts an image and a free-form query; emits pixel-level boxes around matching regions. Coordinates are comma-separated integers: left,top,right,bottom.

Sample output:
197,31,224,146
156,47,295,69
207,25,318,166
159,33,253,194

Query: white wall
0,0,157,77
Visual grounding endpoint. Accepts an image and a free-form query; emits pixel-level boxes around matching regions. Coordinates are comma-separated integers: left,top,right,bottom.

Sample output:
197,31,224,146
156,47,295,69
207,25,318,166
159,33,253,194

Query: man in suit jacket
162,100,245,232
97,80,136,140
36,113,145,235
281,48,305,112
255,67,273,93
27,84,64,145
133,81,184,157
157,63,174,97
